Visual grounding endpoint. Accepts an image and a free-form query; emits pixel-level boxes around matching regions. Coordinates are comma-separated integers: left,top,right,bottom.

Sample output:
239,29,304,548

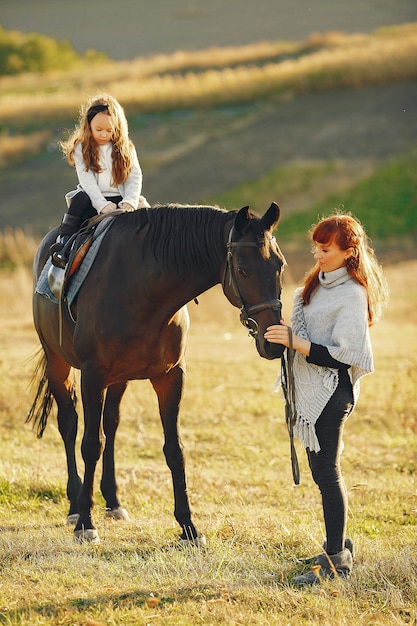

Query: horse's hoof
104,506,129,521
67,513,80,526
179,535,207,548
74,528,100,544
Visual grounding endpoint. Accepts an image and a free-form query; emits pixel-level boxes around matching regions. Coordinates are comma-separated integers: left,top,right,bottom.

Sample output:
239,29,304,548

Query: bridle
224,223,299,485
223,225,282,339
281,327,300,485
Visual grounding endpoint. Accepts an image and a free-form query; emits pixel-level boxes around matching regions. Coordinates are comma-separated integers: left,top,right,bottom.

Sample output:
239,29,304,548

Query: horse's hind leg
101,381,129,521
46,353,82,524
151,366,205,545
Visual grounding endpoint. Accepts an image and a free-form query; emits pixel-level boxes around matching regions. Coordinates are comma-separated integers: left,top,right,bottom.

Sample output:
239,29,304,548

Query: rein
281,328,300,485
223,226,282,339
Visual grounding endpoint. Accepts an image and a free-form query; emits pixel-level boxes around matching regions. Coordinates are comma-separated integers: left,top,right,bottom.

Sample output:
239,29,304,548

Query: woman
51,92,149,268
264,212,388,586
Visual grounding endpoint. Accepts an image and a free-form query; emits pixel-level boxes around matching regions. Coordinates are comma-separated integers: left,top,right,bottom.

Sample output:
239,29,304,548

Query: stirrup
50,233,73,269
49,240,64,255
51,251,67,269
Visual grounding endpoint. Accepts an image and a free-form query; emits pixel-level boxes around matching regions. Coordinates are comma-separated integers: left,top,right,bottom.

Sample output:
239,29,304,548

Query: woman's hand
264,320,291,347
264,321,312,356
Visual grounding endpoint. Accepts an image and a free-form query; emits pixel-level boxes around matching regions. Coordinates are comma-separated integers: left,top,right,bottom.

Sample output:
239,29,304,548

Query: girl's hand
264,320,290,347
101,202,117,214
119,202,134,211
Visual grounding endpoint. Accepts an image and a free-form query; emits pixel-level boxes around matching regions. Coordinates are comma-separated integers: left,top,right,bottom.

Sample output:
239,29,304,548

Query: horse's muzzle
240,313,285,360
258,337,286,360
239,300,284,359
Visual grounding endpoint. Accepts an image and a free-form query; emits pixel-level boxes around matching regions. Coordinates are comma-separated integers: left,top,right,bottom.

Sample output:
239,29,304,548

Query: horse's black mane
122,203,238,273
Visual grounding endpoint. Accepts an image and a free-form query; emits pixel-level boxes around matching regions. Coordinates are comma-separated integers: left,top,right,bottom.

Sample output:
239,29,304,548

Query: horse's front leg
46,353,82,525
101,381,129,520
151,366,205,545
74,367,104,543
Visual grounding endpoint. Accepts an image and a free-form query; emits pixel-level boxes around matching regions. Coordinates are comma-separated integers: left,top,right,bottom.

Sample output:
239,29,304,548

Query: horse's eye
237,267,248,278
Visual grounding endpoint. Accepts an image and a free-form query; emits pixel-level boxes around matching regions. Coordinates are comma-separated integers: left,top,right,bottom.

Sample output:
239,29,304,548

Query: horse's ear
234,206,251,235
262,202,281,231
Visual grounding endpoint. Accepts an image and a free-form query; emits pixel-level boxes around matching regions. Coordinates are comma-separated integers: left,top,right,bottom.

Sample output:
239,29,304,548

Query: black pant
67,190,122,222
306,369,354,555
59,190,123,237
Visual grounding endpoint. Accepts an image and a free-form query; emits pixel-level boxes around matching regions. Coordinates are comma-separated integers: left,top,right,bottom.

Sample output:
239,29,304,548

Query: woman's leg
307,373,354,555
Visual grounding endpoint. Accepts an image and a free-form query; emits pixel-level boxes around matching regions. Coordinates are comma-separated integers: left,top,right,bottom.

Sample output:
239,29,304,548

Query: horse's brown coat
28,203,286,541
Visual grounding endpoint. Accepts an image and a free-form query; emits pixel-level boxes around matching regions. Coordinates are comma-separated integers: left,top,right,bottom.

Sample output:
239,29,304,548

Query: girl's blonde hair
60,93,134,185
302,211,389,325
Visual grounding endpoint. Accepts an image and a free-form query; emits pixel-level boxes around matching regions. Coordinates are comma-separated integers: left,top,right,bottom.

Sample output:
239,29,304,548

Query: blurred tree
0,24,107,75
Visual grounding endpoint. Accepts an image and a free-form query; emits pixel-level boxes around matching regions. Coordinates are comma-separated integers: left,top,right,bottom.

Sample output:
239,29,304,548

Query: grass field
0,256,416,625
0,19,416,625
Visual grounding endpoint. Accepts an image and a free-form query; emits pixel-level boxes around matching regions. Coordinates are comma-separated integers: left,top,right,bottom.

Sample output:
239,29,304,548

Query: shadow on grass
0,582,240,624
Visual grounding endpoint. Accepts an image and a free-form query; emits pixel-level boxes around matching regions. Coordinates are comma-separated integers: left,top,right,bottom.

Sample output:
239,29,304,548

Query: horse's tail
26,348,54,438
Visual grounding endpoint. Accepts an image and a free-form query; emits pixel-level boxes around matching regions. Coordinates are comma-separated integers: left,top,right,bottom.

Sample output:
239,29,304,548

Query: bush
0,24,107,75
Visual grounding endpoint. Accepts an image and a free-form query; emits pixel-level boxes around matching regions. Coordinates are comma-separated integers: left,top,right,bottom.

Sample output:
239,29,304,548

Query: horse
28,202,286,544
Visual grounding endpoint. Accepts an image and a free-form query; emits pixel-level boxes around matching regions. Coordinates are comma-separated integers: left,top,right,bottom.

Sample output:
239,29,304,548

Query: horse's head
223,202,286,360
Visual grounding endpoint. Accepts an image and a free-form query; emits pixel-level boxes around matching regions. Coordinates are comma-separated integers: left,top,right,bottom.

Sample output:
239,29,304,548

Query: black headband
87,104,109,124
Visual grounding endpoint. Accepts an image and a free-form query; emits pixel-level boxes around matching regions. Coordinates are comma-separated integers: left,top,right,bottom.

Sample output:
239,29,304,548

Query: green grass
290,149,417,239
209,146,417,244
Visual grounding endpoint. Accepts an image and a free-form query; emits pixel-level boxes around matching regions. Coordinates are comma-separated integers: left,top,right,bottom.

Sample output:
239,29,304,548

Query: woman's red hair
302,212,388,325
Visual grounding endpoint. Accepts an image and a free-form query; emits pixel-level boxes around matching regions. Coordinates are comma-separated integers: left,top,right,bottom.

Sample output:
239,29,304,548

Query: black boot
50,213,82,268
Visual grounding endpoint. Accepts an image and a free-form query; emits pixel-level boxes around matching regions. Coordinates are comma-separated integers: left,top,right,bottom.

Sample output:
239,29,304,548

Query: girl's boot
50,213,83,268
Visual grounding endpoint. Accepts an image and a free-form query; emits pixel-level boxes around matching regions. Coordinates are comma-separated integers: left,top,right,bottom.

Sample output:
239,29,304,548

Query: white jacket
67,142,148,213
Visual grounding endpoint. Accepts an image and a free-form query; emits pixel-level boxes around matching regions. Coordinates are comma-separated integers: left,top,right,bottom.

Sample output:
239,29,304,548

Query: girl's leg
65,190,97,223
51,191,96,267
307,372,353,555
51,193,123,268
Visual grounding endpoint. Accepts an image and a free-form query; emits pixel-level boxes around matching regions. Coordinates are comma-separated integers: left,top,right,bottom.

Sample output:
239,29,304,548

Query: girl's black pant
60,190,123,237
67,190,122,221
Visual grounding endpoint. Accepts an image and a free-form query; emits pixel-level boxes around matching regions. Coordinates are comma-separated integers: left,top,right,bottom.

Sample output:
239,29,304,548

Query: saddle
67,231,94,280
47,214,115,303
48,230,94,301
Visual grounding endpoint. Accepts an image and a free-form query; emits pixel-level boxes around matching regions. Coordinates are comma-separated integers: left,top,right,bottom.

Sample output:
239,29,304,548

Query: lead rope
282,327,300,485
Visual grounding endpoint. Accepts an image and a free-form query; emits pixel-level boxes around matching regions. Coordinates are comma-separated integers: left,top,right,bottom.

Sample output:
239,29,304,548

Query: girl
51,92,149,268
264,212,388,586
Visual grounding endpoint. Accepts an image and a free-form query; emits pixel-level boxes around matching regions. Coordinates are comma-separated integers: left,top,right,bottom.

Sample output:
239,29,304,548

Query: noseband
223,226,282,339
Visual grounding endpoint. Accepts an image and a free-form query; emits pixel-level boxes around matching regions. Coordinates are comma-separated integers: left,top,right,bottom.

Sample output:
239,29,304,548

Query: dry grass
0,227,39,268
0,253,416,625
1,23,416,128
0,129,52,168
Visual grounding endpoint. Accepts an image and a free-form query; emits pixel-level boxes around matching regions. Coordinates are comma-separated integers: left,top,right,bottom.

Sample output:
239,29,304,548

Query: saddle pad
35,216,115,305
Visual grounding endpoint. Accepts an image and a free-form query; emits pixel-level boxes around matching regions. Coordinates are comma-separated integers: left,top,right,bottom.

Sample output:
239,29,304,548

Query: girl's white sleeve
73,144,109,213
120,147,143,209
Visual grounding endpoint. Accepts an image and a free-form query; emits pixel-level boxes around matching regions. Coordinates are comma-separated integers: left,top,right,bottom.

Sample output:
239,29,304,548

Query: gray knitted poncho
288,266,374,452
